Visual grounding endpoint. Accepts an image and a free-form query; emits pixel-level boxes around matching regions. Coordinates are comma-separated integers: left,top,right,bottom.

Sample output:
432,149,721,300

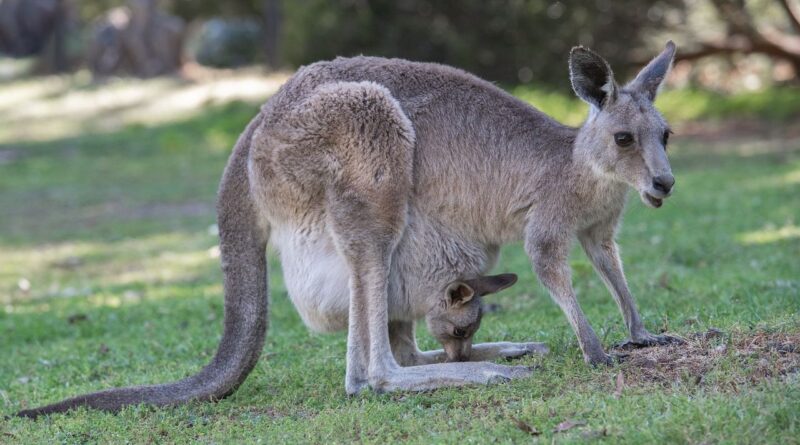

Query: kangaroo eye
614,132,634,147
662,130,671,149
452,328,466,338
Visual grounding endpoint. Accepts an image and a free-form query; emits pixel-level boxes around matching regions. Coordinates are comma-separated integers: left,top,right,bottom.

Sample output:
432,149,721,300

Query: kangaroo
17,41,681,418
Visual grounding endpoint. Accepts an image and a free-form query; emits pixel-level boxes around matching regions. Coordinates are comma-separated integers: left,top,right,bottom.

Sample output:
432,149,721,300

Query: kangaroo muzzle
651,174,675,198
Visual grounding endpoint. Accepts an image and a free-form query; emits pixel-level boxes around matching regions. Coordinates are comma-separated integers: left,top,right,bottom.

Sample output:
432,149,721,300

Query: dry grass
616,329,800,391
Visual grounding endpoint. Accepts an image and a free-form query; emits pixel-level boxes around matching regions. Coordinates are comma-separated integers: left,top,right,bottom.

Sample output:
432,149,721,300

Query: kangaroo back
17,115,271,418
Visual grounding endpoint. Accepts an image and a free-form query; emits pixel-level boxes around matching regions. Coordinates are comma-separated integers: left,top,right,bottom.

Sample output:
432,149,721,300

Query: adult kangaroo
17,42,681,418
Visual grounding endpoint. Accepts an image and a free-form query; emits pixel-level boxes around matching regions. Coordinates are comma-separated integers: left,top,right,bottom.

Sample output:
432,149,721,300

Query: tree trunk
262,0,281,70
88,0,185,78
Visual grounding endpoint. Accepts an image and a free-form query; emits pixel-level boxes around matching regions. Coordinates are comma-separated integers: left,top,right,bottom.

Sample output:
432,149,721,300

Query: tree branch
669,38,800,75
778,0,800,35
634,1,800,76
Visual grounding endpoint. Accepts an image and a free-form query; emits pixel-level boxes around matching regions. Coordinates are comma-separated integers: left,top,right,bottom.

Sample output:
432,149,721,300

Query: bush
193,18,263,68
280,0,684,89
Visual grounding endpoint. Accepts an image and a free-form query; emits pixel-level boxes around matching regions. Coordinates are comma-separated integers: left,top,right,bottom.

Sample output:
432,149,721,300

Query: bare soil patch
617,329,800,390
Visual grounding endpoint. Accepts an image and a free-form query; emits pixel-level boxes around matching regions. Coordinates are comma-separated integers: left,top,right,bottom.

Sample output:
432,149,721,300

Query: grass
1,74,799,444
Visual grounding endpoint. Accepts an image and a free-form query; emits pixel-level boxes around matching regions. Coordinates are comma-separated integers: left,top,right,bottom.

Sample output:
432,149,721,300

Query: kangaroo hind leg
307,81,415,394
317,82,532,392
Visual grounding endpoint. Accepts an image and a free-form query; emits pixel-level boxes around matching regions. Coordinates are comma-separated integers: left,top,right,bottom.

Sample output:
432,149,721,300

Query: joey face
570,41,677,208
425,273,517,362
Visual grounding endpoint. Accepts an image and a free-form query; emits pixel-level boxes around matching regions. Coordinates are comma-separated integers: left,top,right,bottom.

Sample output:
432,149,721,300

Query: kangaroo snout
652,174,675,197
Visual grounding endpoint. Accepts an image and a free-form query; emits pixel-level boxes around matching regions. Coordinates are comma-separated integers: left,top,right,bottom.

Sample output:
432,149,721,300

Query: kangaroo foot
369,362,533,393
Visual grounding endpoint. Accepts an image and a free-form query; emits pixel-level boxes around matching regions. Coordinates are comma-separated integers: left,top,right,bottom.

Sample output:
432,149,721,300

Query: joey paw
501,342,550,361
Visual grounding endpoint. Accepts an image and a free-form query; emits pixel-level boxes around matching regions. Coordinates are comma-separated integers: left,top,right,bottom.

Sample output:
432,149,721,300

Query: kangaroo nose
653,174,675,194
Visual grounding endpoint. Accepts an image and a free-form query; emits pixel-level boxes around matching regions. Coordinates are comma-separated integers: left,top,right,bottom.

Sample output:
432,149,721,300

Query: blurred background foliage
276,0,683,88
1,0,799,93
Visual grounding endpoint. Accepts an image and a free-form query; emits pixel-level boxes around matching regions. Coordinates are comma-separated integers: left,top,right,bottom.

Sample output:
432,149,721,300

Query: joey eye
614,132,634,147
452,328,466,338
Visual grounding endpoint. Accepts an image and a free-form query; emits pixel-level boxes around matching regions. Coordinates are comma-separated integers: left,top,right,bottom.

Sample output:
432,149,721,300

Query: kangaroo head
425,273,518,362
570,41,677,208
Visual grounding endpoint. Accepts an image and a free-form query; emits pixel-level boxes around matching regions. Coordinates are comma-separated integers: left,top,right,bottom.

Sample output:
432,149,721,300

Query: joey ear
626,40,676,102
463,273,518,297
445,282,475,307
569,46,618,110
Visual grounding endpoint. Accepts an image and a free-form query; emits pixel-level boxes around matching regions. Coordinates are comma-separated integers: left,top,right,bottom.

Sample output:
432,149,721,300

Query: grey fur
17,41,679,417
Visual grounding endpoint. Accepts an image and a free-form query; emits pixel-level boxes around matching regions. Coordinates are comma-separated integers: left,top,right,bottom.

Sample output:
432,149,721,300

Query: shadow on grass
0,100,262,247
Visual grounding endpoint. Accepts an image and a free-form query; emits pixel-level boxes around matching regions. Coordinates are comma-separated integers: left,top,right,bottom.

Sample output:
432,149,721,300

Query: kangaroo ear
569,46,618,110
445,282,475,308
463,273,518,297
626,40,676,102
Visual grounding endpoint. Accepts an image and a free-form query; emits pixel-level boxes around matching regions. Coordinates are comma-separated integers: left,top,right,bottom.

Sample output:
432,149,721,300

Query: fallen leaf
613,371,625,398
123,290,142,301
581,428,608,439
52,256,83,270
17,278,31,292
694,374,703,385
768,342,797,354
67,313,88,324
692,328,725,340
511,417,541,436
553,419,587,433
658,272,674,291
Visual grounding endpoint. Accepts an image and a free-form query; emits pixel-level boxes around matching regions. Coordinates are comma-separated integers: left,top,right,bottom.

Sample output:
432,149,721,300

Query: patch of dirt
0,148,24,165
77,200,214,225
119,201,213,220
617,329,800,390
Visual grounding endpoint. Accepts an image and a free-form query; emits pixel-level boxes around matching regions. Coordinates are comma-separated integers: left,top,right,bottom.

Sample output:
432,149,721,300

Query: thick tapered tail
17,115,269,419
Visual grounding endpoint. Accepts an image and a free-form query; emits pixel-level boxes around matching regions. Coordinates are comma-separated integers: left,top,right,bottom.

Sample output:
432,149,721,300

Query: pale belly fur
269,216,497,334
271,226,352,333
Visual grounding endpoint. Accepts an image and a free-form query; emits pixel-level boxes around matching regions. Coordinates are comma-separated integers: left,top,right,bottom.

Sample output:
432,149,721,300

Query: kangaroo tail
17,114,270,419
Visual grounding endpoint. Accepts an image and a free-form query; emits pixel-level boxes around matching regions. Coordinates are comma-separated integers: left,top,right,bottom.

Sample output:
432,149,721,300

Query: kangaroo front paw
613,332,686,351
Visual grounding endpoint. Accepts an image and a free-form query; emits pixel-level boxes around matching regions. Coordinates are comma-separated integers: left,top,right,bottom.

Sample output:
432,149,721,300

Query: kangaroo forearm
580,237,646,336
526,233,608,364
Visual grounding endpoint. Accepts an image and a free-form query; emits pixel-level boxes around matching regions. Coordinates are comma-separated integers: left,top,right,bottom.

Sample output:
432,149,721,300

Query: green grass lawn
1,77,799,444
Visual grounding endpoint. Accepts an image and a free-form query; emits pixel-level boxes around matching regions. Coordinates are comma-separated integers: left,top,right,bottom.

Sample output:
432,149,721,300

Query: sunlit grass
738,224,800,245
0,69,288,144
